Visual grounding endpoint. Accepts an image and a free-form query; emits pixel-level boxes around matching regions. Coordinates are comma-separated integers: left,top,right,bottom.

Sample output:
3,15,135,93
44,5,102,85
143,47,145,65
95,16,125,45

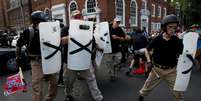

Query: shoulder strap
28,26,34,41
27,26,35,48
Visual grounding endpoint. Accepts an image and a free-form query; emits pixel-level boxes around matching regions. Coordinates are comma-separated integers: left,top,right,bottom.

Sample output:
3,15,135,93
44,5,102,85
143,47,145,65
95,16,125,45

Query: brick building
31,0,175,32
1,0,176,33
0,0,6,31
5,0,31,31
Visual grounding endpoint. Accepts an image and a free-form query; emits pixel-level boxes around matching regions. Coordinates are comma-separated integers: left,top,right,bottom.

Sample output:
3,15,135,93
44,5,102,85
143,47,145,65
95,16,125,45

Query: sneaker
126,71,132,77
65,95,74,101
57,83,64,87
137,95,144,101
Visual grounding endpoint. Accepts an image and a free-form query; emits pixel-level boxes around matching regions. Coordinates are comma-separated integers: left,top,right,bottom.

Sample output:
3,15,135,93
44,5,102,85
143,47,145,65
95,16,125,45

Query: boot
137,95,144,101
65,95,74,101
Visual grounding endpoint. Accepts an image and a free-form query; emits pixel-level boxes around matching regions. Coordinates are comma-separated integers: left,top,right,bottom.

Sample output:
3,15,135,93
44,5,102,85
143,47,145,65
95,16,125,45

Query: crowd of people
0,29,17,47
14,9,201,101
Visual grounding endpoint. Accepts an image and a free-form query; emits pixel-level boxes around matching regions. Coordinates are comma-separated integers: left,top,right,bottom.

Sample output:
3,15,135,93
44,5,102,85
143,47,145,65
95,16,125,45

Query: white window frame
85,0,97,14
157,23,161,30
151,4,155,17
154,23,157,30
151,22,155,30
164,7,167,17
68,0,78,20
158,6,161,18
130,0,138,26
115,0,125,26
84,0,101,23
152,22,161,30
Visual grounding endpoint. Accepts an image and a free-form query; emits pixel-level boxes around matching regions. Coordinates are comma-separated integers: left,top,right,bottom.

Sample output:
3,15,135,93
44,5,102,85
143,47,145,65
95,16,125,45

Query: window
130,0,137,26
151,4,155,17
151,22,161,30
70,2,77,12
154,23,157,30
157,23,161,30
141,0,146,9
141,0,147,10
116,0,125,26
8,0,20,9
87,0,96,13
151,22,154,30
69,0,78,20
164,7,167,17
157,6,161,18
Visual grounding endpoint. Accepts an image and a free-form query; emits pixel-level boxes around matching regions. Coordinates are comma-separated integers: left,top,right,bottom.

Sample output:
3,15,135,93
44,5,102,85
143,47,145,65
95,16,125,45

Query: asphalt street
0,54,201,101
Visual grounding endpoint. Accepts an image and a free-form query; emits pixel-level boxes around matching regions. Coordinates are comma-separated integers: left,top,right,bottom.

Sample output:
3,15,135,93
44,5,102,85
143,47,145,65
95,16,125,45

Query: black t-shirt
147,34,183,67
109,24,125,53
17,27,41,55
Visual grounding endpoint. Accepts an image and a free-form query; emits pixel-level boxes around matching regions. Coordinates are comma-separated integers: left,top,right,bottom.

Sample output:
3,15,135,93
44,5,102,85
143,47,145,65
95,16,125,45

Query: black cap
31,10,46,23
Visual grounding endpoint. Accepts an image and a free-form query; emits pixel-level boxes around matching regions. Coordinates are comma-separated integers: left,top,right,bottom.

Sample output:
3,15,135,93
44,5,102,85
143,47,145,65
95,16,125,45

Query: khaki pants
139,67,184,101
63,64,103,101
31,59,57,101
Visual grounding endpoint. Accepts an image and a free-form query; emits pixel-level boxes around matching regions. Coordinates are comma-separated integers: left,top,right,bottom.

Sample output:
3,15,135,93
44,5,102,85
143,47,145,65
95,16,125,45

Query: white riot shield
68,20,93,70
94,22,112,53
39,21,61,74
174,32,199,91
94,22,112,66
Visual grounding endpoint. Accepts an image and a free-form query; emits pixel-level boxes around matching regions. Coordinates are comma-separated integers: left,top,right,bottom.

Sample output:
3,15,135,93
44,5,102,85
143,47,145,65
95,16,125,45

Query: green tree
190,0,201,25
172,0,201,28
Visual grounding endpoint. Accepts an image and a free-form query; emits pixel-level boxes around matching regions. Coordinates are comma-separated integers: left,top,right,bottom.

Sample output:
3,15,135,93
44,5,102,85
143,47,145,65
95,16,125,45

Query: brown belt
154,63,175,70
29,55,41,60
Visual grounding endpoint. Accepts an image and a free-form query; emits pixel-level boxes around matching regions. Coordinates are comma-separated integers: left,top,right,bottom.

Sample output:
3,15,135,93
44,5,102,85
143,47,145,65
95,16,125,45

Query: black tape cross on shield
43,42,62,60
182,54,196,74
70,38,92,55
100,33,109,44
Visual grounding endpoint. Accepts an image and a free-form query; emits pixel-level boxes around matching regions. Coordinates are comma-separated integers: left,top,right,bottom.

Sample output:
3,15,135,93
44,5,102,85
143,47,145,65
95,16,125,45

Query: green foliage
171,0,201,27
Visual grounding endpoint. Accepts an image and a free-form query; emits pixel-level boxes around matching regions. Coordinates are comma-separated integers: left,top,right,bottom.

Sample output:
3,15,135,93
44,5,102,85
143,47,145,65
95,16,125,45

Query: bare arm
61,36,69,45
139,48,151,63
111,35,125,41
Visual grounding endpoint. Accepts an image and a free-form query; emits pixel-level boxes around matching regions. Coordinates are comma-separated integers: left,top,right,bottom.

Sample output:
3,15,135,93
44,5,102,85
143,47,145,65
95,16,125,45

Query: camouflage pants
63,63,103,101
105,52,122,78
